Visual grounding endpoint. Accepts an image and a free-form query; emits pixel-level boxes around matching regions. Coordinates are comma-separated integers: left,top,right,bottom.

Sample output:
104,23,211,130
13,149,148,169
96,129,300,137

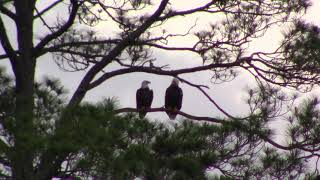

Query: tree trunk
10,1,36,179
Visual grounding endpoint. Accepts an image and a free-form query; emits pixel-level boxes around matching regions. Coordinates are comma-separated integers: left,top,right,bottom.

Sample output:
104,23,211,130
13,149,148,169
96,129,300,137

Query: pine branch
114,107,307,152
88,60,244,90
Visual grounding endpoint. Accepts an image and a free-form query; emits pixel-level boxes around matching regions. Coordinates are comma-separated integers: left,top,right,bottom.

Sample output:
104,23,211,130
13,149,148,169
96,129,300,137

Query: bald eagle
165,78,183,120
136,80,153,118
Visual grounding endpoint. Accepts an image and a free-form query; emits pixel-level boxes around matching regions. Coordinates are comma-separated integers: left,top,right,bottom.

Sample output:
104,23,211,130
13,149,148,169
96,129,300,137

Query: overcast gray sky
31,0,320,122
1,0,320,140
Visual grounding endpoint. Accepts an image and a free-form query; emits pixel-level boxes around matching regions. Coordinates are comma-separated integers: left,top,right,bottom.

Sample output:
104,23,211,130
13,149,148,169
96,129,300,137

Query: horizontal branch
67,0,170,107
45,39,120,51
176,77,240,120
50,49,105,59
141,42,197,52
114,107,224,123
89,60,243,90
0,16,17,61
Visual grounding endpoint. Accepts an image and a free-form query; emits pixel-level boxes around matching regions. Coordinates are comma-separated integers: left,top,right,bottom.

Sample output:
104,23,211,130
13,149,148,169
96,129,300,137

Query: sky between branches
1,0,319,123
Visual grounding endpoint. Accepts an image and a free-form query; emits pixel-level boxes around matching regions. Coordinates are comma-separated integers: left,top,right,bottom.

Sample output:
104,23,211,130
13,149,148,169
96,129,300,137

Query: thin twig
177,77,244,120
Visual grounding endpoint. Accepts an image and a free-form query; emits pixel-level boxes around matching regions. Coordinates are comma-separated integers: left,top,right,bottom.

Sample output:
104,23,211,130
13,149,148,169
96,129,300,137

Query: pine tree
0,0,320,179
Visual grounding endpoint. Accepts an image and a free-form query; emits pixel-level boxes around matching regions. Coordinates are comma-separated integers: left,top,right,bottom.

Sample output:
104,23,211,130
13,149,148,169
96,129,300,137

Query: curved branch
68,0,170,107
0,53,9,60
114,107,224,123
34,0,80,56
0,16,17,61
34,7,54,34
88,60,243,90
47,39,120,50
48,49,105,59
39,39,120,57
113,107,297,151
0,4,16,20
142,43,197,52
176,77,241,120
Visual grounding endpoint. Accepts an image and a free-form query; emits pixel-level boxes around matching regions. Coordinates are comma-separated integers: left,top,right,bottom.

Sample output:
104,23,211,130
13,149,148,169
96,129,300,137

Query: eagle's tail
138,107,147,118
139,111,147,118
166,111,177,120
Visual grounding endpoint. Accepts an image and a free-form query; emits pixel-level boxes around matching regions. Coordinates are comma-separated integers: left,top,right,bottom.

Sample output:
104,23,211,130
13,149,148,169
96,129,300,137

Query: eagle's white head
171,78,180,86
141,80,151,88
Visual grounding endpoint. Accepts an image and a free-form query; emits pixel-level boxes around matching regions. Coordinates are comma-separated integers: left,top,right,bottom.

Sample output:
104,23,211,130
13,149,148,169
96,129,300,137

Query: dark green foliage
259,148,304,179
287,97,320,152
0,68,316,179
284,21,320,71
2,0,320,179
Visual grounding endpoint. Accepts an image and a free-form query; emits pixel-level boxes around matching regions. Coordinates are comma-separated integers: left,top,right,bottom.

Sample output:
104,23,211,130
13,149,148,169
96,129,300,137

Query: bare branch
88,60,243,90
97,1,127,27
0,16,17,61
40,39,120,56
68,0,171,106
0,4,16,20
34,0,64,19
34,7,55,33
34,0,80,55
114,107,223,123
113,107,298,151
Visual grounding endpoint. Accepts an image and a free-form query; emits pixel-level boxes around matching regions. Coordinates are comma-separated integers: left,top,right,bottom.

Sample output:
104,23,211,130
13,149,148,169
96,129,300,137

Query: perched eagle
136,80,153,118
165,78,183,120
